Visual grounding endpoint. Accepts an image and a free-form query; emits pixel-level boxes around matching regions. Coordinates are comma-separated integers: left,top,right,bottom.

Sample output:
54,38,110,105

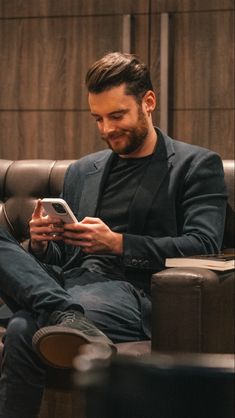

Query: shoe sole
33,326,91,369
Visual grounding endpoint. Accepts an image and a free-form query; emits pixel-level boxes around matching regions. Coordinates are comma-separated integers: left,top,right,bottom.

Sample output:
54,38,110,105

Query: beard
101,107,149,155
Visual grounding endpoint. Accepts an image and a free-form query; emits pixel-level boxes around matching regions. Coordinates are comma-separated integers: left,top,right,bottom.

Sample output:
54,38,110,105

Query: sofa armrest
151,267,234,354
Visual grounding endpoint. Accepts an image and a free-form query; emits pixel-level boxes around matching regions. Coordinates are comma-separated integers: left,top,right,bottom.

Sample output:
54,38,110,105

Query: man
0,52,227,417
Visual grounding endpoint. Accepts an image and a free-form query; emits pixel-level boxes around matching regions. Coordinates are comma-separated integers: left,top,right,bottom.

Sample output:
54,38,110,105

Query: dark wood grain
0,0,149,18
0,1,233,160
150,9,234,157
0,16,129,110
0,111,107,160
151,0,234,13
172,110,234,158
171,11,234,109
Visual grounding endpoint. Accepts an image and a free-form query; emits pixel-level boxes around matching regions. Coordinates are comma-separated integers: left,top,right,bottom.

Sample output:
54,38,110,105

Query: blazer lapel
77,151,115,221
127,130,174,234
66,150,114,267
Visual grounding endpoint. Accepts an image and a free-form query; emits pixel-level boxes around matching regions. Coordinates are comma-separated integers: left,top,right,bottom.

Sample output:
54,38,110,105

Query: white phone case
41,198,77,223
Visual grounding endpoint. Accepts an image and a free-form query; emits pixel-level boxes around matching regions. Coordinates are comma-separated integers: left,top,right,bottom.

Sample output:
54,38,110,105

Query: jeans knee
2,310,45,375
4,310,37,348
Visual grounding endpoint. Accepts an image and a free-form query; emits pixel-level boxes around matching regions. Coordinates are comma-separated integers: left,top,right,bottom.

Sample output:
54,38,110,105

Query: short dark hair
85,52,153,103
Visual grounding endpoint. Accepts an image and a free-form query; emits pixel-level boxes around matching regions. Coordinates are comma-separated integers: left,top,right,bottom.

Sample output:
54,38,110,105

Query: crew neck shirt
80,153,153,278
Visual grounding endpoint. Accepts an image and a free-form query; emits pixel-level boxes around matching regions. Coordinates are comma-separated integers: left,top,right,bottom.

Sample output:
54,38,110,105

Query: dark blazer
45,129,227,290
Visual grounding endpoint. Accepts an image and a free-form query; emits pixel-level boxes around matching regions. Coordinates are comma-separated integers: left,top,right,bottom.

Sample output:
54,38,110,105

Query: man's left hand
63,217,123,255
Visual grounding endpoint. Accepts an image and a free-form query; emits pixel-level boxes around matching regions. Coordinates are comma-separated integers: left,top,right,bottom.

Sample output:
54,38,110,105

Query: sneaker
32,310,116,369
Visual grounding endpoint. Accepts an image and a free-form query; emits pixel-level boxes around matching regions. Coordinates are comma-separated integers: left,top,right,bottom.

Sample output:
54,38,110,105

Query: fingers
30,223,64,240
62,221,95,248
63,217,103,235
30,203,64,241
62,235,97,252
63,220,96,242
62,229,92,245
63,217,111,252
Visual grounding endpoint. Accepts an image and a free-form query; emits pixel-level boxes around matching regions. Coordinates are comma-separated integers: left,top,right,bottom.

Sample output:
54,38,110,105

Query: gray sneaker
32,310,116,369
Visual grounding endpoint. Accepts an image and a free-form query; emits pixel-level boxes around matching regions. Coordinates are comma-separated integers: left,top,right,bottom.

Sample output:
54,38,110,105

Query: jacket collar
77,128,175,232
77,150,114,221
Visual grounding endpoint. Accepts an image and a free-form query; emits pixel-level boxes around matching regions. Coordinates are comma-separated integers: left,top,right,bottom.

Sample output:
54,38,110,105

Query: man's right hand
29,200,64,255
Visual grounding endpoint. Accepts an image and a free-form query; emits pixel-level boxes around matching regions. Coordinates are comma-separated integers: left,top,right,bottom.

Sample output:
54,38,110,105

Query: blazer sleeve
122,152,227,272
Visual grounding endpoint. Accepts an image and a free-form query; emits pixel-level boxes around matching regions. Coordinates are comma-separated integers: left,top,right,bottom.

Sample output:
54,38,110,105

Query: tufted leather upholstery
0,159,233,247
0,160,74,241
0,158,234,417
0,158,234,355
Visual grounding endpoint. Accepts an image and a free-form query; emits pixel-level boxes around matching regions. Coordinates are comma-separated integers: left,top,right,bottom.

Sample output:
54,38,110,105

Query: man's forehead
88,85,136,112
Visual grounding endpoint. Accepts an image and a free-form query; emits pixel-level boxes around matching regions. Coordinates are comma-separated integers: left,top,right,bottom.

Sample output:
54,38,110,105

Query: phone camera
52,203,66,214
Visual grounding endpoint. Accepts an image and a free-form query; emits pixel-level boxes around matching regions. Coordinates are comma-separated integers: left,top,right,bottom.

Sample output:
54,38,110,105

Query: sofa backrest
0,159,234,248
0,160,74,241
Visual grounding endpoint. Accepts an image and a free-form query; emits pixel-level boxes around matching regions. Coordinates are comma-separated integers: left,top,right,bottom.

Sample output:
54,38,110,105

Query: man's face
88,84,150,157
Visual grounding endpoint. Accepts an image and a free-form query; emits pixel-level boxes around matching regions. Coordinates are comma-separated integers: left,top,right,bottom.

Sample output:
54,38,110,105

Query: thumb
81,217,101,224
32,199,43,218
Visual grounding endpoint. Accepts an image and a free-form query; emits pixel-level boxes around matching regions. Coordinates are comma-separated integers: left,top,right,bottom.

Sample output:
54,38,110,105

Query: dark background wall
0,0,234,160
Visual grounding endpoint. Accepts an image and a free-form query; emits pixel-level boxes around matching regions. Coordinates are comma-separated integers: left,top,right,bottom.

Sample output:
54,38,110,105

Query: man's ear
143,90,156,113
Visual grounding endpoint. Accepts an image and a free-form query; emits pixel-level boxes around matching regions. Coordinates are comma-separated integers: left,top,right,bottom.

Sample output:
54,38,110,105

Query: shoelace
50,310,77,325
50,311,106,337
60,311,77,324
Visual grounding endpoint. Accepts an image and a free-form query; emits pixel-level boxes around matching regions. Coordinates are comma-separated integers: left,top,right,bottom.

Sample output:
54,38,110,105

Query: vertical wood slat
122,14,131,53
160,13,169,133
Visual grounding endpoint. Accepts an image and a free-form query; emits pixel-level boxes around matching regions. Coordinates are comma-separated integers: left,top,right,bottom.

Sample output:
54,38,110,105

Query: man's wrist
112,233,123,255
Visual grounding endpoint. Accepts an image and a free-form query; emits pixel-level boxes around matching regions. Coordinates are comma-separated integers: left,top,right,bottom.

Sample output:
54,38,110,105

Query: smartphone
41,198,77,223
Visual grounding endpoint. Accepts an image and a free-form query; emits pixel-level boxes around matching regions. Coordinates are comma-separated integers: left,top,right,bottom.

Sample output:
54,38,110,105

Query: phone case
41,198,77,223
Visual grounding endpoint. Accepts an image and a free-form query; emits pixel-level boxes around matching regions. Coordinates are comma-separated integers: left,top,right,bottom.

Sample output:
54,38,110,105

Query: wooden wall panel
0,111,104,159
2,0,233,17
171,11,234,109
0,12,149,159
0,16,129,109
0,0,233,160
149,14,161,120
151,0,234,12
172,110,234,159
131,15,150,64
150,7,234,158
0,0,149,17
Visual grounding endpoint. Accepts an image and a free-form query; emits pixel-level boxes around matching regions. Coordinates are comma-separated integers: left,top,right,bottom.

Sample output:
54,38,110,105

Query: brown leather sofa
151,159,234,355
0,158,234,417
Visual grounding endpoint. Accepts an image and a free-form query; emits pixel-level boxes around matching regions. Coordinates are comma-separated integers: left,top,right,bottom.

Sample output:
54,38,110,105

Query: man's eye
111,114,123,120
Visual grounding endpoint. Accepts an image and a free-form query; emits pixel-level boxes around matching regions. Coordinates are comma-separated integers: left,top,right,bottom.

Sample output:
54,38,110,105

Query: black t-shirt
80,153,153,278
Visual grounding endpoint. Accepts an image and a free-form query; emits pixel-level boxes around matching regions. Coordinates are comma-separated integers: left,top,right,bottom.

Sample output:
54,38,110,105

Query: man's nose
101,119,115,136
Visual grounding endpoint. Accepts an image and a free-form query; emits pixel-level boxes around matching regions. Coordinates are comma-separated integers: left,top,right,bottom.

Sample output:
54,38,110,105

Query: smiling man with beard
90,84,154,156
0,52,227,417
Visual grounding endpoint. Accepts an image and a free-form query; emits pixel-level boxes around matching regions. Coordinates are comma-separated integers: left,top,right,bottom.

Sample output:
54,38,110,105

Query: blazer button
131,259,138,266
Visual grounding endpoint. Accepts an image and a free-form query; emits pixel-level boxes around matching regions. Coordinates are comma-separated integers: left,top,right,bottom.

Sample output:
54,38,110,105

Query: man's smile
102,131,128,142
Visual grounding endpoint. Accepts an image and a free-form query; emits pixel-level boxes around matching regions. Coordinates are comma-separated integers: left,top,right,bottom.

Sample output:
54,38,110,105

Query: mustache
101,130,128,141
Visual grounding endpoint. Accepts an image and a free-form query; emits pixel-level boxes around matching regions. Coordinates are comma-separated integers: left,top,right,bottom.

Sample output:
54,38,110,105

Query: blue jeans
0,228,151,417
